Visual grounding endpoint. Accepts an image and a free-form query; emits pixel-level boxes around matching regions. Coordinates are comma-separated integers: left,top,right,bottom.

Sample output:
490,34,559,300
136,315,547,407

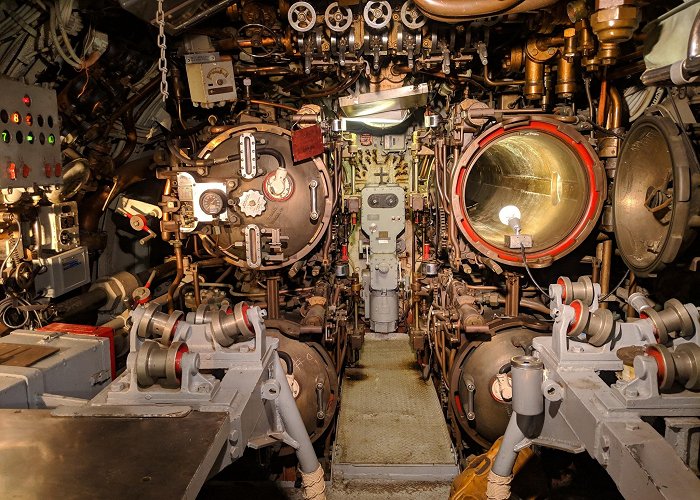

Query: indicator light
26,132,34,144
1,130,9,143
7,162,16,180
47,134,55,145
0,110,7,123
22,95,31,106
11,111,20,124
25,114,32,126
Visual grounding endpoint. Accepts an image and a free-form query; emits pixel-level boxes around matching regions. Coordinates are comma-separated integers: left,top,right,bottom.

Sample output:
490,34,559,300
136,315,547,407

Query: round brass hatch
613,115,700,276
451,118,605,267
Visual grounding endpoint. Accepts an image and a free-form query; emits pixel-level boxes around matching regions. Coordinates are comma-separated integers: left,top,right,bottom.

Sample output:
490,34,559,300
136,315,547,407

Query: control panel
0,78,61,191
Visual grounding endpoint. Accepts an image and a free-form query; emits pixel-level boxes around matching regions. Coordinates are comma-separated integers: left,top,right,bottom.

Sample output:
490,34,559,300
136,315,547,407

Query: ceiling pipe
413,0,560,24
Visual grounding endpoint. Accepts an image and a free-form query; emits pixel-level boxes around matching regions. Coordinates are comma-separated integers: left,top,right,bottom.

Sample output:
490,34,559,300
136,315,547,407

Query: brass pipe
597,79,608,126
235,66,298,76
505,273,521,317
192,264,201,308
267,277,281,320
625,272,637,318
598,239,613,309
167,241,184,314
483,65,526,87
218,37,277,51
605,86,622,130
249,99,299,113
413,0,559,23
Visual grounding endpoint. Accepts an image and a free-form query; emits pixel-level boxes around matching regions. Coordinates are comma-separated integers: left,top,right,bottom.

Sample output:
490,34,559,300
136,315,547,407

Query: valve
116,196,162,245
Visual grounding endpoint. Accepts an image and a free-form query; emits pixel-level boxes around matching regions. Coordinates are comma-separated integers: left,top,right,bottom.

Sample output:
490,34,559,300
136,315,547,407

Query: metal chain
156,0,169,101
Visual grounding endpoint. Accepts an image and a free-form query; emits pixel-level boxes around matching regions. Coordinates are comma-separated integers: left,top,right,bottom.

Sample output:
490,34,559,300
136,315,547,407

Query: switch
7,162,16,180
54,163,62,177
22,164,30,178
45,163,52,178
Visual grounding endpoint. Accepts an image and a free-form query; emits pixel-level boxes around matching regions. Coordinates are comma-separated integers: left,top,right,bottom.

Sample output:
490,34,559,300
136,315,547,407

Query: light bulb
498,205,521,226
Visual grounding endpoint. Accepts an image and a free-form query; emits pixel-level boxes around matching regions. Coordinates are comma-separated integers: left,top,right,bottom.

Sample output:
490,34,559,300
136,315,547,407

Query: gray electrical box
37,202,80,254
33,246,90,298
185,53,237,108
0,329,112,408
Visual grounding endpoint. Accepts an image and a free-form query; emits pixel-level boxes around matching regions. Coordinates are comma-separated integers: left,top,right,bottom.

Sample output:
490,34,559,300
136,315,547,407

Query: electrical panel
0,78,61,190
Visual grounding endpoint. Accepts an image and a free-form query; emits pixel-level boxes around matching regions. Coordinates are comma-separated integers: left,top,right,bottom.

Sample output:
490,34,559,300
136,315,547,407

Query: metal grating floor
332,333,458,484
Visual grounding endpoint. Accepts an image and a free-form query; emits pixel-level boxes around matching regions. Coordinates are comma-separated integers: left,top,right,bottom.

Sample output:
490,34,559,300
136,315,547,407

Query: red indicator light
25,114,32,126
22,164,30,178
11,112,20,124
7,162,16,180
22,95,31,106
45,163,52,178
54,163,62,177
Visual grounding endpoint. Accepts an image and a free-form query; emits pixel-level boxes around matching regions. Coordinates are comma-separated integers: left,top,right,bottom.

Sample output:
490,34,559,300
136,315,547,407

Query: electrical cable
599,269,630,302
520,244,549,297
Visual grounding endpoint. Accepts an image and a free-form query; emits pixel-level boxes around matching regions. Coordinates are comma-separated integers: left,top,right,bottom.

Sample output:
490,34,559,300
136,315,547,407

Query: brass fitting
524,58,544,100
563,27,577,61
556,55,577,99
590,4,640,44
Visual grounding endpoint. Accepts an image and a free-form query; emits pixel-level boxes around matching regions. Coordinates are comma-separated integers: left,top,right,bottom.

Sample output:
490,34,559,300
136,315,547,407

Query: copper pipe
266,277,281,320
235,66,298,76
192,264,201,308
86,76,160,141
505,273,521,317
605,86,622,130
112,109,137,167
448,348,456,374
167,241,184,314
598,239,613,309
519,298,550,315
597,79,608,126
483,65,526,87
218,37,277,51
625,272,637,318
413,0,559,23
79,156,153,234
496,296,551,314
208,125,236,134
249,99,299,113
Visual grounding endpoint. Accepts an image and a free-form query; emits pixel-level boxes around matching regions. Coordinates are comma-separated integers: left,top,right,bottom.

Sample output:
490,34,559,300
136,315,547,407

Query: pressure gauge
199,189,227,216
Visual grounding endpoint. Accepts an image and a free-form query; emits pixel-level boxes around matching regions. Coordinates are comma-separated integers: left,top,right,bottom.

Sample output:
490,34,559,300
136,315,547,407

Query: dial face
199,189,226,216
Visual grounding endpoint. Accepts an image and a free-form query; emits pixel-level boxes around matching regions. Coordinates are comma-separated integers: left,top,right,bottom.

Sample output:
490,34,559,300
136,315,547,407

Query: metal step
332,333,459,486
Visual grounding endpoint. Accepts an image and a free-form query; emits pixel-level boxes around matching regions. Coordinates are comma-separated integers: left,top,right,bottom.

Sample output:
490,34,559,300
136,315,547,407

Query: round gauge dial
199,189,227,216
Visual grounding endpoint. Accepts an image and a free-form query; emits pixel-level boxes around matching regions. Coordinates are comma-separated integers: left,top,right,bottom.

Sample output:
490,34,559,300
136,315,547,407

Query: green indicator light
26,132,34,144
1,130,8,143
47,134,56,145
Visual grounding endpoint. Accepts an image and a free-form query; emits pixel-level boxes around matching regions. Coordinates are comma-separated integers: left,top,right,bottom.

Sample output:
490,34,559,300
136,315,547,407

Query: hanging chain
156,0,169,101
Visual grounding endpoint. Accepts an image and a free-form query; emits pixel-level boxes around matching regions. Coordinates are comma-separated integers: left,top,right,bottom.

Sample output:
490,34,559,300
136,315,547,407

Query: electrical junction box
37,201,80,254
185,52,237,108
0,78,62,190
32,246,90,298
0,329,112,408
